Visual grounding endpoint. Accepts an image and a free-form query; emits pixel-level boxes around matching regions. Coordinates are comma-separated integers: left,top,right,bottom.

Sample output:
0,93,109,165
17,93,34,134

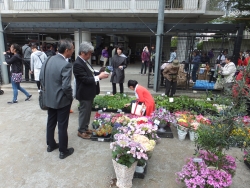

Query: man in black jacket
73,41,109,139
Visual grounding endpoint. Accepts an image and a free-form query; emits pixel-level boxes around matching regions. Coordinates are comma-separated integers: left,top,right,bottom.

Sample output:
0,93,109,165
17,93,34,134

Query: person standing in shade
4,44,32,104
190,50,201,84
149,45,155,74
22,43,34,81
30,44,47,92
141,46,150,75
102,46,109,67
167,48,177,63
163,60,180,97
73,42,109,140
40,39,74,159
110,45,127,95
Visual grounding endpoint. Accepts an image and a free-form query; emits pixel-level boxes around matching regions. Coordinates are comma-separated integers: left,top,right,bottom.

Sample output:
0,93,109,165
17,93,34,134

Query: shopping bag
131,102,146,116
214,77,224,90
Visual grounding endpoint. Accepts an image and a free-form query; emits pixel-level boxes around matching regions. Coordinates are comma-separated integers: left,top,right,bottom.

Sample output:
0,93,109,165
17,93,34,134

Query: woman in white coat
218,55,236,89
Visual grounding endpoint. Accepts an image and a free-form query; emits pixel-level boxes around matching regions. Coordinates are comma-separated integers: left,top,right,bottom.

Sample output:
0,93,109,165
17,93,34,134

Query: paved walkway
0,64,249,188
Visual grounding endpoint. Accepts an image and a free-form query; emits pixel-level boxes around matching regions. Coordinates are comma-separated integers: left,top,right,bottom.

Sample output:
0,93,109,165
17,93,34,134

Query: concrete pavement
0,63,249,188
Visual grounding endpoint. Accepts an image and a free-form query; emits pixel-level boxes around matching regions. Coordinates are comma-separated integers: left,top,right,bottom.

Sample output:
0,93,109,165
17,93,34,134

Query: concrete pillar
0,15,8,84
74,31,91,63
65,0,69,9
3,0,9,10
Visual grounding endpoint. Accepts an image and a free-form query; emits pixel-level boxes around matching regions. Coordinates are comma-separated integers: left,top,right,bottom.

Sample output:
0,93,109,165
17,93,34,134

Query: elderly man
73,42,109,139
40,38,74,159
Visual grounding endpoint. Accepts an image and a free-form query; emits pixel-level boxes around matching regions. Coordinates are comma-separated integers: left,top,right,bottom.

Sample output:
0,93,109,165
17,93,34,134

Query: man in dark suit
40,38,74,159
73,41,109,139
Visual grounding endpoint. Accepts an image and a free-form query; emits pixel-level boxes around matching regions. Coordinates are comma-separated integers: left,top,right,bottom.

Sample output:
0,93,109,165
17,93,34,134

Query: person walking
4,43,32,104
162,60,180,97
102,46,109,67
140,46,150,75
22,43,34,81
190,50,201,84
73,42,109,140
39,38,74,159
30,44,47,92
110,45,127,95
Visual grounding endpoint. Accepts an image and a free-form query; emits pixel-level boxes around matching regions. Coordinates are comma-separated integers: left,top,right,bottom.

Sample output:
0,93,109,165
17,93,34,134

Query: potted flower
176,158,233,188
110,133,148,188
105,66,113,74
150,107,176,132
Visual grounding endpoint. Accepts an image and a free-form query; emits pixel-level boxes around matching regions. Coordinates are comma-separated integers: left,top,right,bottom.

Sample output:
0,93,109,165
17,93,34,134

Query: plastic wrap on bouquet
112,159,137,188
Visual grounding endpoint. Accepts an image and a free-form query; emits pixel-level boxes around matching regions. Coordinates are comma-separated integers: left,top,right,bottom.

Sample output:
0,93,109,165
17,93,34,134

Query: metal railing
0,0,223,11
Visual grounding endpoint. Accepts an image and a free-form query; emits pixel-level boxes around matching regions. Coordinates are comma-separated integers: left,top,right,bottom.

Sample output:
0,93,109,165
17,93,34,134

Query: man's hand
98,72,109,79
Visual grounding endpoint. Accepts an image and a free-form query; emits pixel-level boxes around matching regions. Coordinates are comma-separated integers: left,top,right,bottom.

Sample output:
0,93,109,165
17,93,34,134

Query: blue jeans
11,77,30,101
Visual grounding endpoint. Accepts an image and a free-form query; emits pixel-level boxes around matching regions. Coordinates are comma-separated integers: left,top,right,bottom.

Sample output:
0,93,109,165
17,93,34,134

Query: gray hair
78,41,94,55
58,38,73,54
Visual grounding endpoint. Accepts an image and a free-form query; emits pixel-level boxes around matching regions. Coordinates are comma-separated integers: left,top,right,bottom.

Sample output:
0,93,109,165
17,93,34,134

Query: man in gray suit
40,39,74,159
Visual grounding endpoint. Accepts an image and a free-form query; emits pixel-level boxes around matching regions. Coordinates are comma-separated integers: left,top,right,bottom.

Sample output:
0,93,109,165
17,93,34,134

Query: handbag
100,55,104,61
11,73,22,83
131,101,146,116
39,56,52,110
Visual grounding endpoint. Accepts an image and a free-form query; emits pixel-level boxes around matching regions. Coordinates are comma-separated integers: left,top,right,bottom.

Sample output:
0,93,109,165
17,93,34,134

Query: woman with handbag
4,43,32,104
126,80,155,116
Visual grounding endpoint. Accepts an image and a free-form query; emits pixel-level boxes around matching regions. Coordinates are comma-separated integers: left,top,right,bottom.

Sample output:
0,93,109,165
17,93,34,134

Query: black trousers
141,61,148,74
47,103,71,153
165,79,177,97
112,83,124,95
23,60,34,81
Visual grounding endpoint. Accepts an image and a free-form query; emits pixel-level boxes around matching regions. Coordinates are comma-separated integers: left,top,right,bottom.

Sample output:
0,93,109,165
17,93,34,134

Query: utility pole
153,0,165,92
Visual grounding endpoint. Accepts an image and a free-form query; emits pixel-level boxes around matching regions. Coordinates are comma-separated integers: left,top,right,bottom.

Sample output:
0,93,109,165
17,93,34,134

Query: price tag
206,98,211,101
95,105,99,108
123,94,126,97
154,119,160,125
98,110,103,113
98,138,104,142
161,93,165,96
107,92,111,95
193,158,203,163
103,108,106,111
117,109,122,112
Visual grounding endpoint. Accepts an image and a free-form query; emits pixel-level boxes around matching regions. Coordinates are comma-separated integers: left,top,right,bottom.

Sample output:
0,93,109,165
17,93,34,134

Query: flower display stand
157,126,173,138
90,134,112,142
134,162,147,179
112,159,137,188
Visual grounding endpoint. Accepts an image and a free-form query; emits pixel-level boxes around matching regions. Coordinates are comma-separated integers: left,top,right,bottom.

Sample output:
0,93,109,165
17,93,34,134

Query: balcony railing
0,0,220,11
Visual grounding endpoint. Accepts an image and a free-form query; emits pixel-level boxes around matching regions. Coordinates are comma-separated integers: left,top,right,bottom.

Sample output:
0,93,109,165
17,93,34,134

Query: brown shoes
85,129,93,134
77,132,91,139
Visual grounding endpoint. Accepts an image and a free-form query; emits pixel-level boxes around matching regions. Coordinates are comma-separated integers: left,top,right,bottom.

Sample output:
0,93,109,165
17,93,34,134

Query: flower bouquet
105,66,113,74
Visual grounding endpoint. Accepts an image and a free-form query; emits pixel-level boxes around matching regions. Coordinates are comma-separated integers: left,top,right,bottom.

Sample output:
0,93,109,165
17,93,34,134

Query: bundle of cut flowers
198,150,236,177
105,66,113,74
110,133,148,168
176,157,232,188
150,108,176,125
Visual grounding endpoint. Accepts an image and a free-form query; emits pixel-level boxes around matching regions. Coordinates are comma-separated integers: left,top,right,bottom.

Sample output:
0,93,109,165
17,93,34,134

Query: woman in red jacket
127,80,155,116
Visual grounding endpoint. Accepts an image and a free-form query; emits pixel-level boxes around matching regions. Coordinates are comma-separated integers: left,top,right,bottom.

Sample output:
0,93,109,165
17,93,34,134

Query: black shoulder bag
39,56,52,110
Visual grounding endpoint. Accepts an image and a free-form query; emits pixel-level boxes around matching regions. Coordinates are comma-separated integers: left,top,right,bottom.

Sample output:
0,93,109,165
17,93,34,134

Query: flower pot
177,124,189,132
177,127,187,141
189,131,198,142
135,162,147,173
112,159,138,188
158,123,167,132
